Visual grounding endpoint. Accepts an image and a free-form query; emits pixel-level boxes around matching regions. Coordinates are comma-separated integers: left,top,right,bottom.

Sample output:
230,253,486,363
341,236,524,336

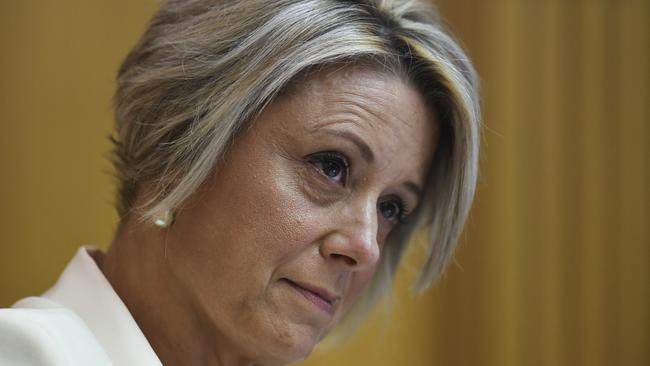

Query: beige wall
429,0,649,365
1,1,648,365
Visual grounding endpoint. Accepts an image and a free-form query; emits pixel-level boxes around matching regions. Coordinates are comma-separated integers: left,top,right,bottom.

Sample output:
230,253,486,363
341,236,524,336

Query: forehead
281,65,435,141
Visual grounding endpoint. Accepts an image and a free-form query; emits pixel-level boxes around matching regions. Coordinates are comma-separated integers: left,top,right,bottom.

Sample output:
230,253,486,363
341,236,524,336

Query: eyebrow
404,181,423,200
321,128,375,163
320,127,424,200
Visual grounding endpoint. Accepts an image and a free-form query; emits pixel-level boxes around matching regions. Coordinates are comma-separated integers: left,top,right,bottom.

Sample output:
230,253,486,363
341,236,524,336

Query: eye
378,197,410,224
307,151,349,184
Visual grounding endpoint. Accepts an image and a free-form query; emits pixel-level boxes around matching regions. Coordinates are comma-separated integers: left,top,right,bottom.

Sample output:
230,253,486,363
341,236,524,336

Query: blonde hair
112,0,480,327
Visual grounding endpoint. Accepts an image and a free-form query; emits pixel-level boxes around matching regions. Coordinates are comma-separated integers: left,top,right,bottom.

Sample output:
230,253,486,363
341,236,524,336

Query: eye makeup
306,151,350,185
378,196,411,224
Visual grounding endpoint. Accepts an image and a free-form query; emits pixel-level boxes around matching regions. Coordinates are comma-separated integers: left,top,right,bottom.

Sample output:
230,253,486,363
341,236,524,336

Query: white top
0,247,163,366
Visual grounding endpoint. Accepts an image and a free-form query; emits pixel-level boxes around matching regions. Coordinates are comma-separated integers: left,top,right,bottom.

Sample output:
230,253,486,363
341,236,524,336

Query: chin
257,323,324,365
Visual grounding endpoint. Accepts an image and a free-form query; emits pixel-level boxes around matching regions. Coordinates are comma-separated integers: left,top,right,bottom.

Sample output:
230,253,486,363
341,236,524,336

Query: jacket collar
43,246,162,366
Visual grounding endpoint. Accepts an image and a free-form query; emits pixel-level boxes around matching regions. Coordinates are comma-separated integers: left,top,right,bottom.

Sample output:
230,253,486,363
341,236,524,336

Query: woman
0,0,480,365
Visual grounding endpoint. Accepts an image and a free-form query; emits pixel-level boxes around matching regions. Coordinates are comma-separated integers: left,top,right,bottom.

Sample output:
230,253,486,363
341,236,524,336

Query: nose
319,198,380,271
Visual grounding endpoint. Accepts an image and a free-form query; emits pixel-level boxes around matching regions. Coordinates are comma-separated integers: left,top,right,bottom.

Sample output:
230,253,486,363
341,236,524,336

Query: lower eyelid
305,163,341,193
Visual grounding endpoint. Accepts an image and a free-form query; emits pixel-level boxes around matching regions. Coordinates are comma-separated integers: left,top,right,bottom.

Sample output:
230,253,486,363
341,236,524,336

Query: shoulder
0,300,113,366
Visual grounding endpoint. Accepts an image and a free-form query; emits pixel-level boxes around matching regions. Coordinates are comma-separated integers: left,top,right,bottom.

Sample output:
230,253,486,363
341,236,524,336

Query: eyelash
307,151,349,184
382,196,411,224
306,151,410,223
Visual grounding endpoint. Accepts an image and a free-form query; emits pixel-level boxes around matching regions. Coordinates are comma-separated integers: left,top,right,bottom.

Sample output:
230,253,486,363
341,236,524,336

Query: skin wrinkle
100,65,437,366
314,127,423,205
313,88,420,176
305,119,422,209
329,93,407,137
318,128,376,163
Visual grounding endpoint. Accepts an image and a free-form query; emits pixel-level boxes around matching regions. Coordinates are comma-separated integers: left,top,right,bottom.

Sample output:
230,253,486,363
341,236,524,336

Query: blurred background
0,1,647,365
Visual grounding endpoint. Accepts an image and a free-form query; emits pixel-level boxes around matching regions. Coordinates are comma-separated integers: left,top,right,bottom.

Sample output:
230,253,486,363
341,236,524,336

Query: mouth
281,278,339,315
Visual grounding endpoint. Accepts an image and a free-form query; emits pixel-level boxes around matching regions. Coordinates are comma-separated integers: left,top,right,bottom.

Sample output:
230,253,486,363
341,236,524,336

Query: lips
282,278,339,315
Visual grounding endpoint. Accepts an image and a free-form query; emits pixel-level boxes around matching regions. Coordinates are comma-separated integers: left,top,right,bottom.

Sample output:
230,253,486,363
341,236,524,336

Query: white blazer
0,247,163,366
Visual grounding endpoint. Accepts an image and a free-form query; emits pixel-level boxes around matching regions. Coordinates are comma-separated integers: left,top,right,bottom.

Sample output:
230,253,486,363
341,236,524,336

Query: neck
99,220,260,366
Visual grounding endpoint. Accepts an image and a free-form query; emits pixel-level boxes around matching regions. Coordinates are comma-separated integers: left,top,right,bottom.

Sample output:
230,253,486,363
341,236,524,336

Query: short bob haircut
111,0,480,328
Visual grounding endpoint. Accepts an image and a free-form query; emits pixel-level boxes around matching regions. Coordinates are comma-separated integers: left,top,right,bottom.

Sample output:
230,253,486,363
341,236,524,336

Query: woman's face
164,66,437,364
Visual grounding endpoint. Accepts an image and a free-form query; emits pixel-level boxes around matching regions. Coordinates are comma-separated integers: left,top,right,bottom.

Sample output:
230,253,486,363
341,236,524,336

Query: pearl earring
154,210,174,228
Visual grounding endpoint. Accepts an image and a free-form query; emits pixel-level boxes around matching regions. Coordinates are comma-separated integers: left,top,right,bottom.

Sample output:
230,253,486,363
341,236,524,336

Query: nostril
330,253,357,267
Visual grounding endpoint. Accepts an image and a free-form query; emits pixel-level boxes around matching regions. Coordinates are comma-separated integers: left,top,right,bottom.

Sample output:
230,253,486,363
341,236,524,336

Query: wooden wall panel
434,0,649,365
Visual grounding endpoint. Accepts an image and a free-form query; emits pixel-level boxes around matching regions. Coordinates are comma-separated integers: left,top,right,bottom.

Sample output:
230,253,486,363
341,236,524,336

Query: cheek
243,164,319,261
167,149,321,299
